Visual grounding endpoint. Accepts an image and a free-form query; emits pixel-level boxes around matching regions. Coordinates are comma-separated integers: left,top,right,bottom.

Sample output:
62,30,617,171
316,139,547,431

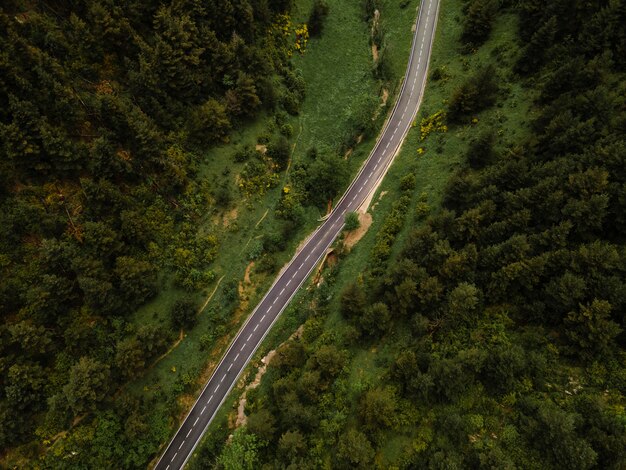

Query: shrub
308,0,330,37
448,65,499,123
170,298,197,330
233,144,256,163
344,212,361,231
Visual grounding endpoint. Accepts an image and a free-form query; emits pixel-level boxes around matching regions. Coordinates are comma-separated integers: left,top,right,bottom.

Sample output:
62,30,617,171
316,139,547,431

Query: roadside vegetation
192,0,626,468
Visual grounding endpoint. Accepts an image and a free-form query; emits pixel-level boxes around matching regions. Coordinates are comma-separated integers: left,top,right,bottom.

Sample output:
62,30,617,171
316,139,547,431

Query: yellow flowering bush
273,14,292,36
419,110,448,141
294,23,309,53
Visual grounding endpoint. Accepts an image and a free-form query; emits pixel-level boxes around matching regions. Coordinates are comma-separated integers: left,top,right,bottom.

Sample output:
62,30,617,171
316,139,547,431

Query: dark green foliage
466,130,497,169
461,0,498,48
344,211,360,231
448,64,499,122
337,429,375,467
170,298,197,330
303,153,349,207
308,0,330,37
267,136,291,170
64,357,111,416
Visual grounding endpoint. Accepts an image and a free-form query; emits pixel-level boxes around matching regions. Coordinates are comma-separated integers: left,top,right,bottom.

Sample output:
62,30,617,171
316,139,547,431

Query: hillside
199,0,626,468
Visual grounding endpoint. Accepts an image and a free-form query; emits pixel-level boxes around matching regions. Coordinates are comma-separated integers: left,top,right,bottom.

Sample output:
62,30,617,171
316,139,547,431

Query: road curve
154,1,439,468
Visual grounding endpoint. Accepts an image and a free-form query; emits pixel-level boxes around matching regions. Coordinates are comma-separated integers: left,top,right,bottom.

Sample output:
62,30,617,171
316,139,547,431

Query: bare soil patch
343,212,373,250
244,261,254,284
234,326,304,427
222,207,238,227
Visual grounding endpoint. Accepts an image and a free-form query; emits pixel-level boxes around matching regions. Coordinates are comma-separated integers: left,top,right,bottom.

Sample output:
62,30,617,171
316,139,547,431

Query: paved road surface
154,1,439,467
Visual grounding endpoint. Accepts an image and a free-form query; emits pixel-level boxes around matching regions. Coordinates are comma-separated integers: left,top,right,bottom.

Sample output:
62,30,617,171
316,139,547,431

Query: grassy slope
303,3,535,466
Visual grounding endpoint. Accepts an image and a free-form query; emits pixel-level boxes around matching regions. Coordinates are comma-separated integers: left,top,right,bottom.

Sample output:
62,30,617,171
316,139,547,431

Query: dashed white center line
166,465,170,470
240,343,246,351
227,363,233,371
286,279,291,286
305,254,311,261
378,156,382,163
220,374,226,383
374,163,378,170
280,288,285,295
208,395,213,403
186,428,192,438
214,384,220,392
194,417,199,427
299,262,304,269
171,453,177,462
201,406,206,415
261,314,266,322
267,305,273,312
179,442,184,450
234,353,240,361
253,324,258,332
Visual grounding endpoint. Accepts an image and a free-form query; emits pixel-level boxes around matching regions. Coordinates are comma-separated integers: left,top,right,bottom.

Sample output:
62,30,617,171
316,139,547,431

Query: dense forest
199,0,626,468
0,0,311,465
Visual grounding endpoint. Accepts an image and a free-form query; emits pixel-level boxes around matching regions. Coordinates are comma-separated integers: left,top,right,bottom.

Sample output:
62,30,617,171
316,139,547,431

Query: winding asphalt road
154,1,439,468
